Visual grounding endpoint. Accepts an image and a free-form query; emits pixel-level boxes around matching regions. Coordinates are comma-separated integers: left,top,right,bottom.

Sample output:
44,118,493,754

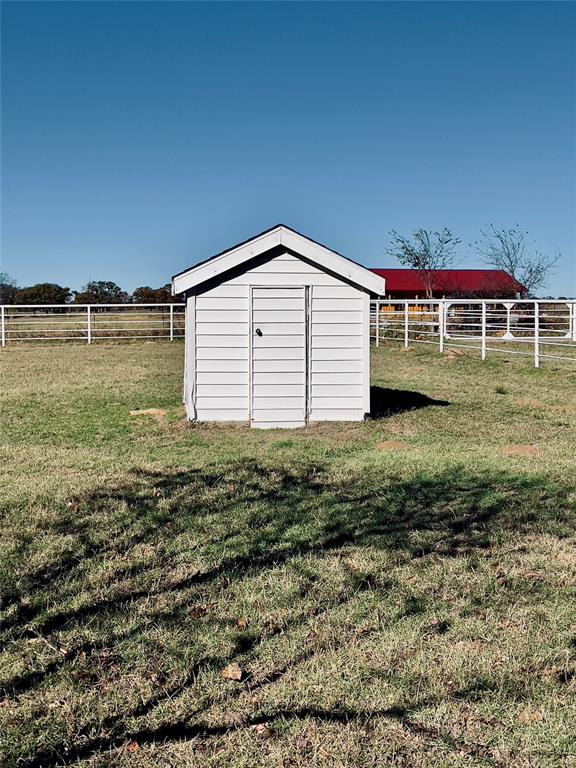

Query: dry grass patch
375,440,411,451
129,408,167,424
501,445,541,458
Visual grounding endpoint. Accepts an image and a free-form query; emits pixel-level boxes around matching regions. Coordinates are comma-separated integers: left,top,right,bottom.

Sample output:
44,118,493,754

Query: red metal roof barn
370,269,526,299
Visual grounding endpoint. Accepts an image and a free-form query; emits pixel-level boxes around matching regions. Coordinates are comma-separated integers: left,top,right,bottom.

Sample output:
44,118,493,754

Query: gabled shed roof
172,225,385,296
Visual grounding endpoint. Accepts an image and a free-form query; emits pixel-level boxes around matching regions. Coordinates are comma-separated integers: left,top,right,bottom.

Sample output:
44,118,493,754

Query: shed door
250,287,307,428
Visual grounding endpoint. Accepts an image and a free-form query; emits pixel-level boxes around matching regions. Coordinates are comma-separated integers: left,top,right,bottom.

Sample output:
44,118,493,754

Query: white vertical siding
190,250,370,425
309,284,366,422
194,284,249,421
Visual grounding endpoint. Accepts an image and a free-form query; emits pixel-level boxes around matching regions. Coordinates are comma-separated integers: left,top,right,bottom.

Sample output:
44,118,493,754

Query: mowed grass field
1,342,575,768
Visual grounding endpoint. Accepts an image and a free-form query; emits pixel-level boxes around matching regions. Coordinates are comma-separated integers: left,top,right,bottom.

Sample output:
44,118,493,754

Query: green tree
385,228,462,298
0,273,18,304
15,282,72,304
132,283,178,303
73,281,129,304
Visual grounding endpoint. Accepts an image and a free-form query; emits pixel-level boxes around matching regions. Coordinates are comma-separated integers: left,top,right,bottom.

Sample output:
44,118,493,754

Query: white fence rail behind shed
0,304,185,344
2,300,575,368
371,299,576,367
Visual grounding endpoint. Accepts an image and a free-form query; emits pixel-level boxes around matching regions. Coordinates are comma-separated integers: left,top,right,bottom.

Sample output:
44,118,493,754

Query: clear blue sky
2,1,575,296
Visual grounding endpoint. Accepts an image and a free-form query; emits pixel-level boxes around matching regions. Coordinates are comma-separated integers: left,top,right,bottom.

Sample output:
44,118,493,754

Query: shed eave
171,225,385,296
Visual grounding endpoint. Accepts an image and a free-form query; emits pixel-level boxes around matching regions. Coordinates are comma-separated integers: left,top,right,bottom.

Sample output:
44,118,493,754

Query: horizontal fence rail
0,304,185,344
371,299,576,367
1,300,575,367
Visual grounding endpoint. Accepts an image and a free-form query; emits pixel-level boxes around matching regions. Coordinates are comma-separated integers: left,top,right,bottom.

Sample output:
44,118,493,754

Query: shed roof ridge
172,225,385,296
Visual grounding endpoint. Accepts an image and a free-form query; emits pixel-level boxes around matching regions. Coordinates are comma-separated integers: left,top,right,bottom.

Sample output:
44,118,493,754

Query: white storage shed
172,225,385,428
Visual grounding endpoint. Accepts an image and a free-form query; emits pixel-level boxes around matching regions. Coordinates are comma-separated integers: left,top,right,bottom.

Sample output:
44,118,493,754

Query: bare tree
385,228,461,298
475,225,560,297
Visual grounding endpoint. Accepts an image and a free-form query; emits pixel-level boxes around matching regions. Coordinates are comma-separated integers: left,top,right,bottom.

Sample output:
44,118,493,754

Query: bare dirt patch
129,408,167,424
551,403,576,415
443,348,467,359
502,444,541,458
375,440,411,451
515,398,546,409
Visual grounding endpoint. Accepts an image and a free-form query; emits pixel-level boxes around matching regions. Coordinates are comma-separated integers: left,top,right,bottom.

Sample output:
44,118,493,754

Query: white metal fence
1,300,575,368
371,299,576,367
0,304,185,345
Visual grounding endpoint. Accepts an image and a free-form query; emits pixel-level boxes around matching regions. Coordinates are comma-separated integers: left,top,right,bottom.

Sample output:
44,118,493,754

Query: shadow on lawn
3,459,570,642
2,459,573,767
369,385,450,418
4,461,558,638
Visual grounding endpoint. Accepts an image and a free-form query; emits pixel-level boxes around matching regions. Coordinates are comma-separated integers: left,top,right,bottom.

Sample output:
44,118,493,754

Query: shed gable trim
172,225,385,296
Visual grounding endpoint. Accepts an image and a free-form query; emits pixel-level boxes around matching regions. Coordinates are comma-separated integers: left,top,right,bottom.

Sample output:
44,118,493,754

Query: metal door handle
255,328,263,336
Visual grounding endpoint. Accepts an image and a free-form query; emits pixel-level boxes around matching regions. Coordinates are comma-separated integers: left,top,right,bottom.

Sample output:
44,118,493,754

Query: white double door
250,286,307,428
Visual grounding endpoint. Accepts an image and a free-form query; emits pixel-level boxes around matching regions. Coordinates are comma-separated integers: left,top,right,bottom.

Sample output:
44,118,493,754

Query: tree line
0,278,184,305
0,224,562,304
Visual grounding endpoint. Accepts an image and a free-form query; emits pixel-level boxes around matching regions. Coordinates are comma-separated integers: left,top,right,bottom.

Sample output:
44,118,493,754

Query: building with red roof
370,269,526,299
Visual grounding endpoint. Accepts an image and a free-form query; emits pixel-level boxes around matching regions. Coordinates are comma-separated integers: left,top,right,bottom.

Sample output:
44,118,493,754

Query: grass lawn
1,342,575,767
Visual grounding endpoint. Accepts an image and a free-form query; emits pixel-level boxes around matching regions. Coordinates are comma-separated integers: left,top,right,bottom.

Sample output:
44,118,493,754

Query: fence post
375,301,379,347
438,302,444,353
1,306,5,347
481,301,486,360
404,301,409,348
169,304,174,341
87,306,91,344
571,302,576,342
503,303,514,339
534,301,539,368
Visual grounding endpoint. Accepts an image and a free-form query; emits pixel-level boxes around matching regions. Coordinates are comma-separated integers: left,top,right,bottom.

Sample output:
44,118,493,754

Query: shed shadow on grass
369,385,450,418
